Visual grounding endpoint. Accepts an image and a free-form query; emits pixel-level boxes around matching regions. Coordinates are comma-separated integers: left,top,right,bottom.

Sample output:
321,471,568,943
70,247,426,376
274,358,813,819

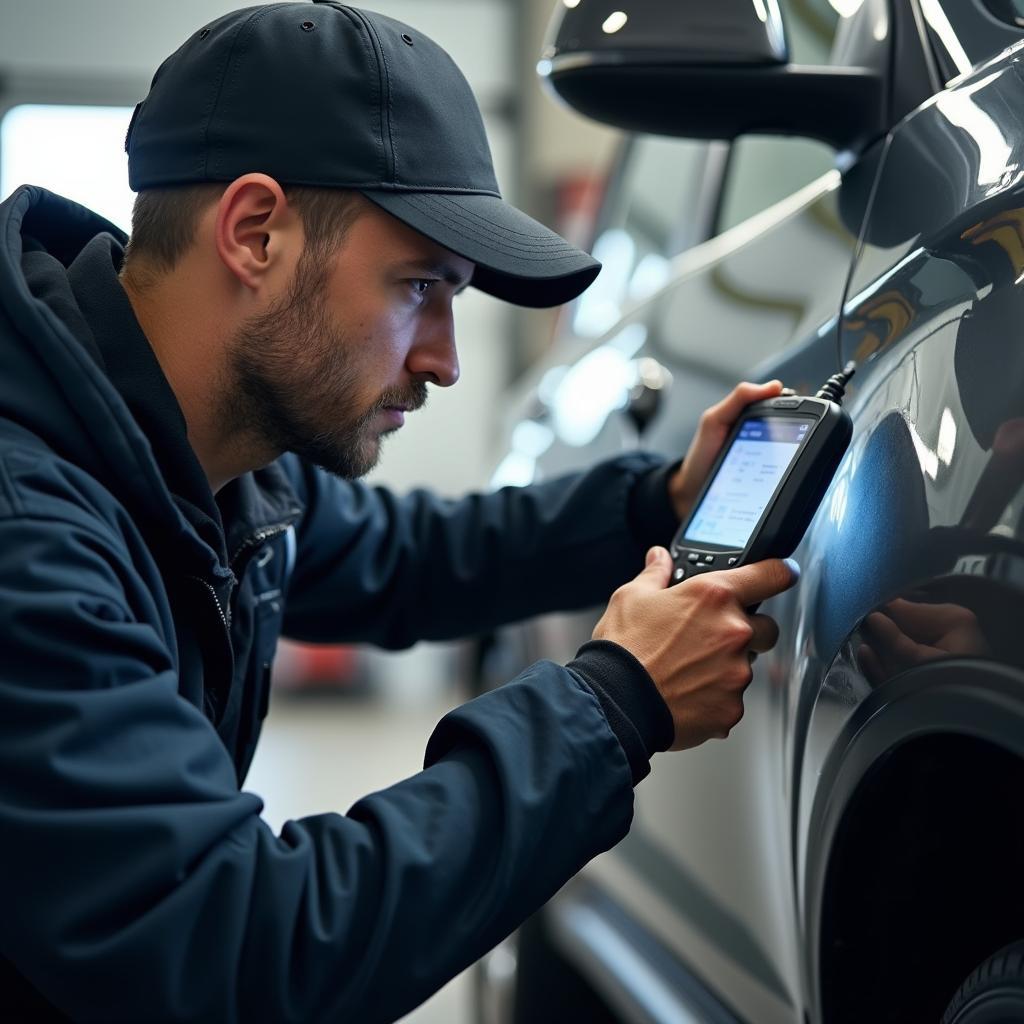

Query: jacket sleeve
0,509,635,1023
281,450,679,648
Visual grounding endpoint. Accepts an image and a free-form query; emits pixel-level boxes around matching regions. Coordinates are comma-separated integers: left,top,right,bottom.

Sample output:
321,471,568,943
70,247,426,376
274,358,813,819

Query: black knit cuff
626,458,683,549
567,640,675,785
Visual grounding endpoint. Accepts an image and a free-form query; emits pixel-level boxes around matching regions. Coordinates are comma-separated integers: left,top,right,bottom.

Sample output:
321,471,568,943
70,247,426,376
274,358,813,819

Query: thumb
636,546,672,589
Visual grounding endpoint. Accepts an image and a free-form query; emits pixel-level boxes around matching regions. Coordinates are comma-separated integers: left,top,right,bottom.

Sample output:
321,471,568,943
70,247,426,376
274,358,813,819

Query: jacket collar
2,186,303,578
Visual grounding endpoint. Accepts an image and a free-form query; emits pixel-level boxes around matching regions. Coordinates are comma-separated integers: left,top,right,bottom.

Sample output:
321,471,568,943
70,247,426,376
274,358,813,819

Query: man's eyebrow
399,258,473,291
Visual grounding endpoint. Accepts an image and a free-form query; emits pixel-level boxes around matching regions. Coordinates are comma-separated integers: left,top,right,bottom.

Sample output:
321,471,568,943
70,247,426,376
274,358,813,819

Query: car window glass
603,135,709,261
783,0,840,64
573,135,711,338
715,0,839,235
980,0,1024,27
717,136,837,233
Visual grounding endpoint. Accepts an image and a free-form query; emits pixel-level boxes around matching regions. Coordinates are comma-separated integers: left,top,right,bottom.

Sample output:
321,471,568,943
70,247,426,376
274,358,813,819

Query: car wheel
942,940,1024,1023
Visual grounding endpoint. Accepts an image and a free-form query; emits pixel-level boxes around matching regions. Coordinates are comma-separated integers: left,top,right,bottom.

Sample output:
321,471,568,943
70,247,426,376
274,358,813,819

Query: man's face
224,202,473,479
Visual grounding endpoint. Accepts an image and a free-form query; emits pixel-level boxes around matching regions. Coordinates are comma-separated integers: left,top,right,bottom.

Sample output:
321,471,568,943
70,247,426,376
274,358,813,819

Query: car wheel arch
803,659,1024,1023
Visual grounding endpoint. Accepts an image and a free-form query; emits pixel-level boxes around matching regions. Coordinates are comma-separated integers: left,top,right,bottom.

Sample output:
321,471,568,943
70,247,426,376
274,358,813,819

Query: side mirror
539,0,886,152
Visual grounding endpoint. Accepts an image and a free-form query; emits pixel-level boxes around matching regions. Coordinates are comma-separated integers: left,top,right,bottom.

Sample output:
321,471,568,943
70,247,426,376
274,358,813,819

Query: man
0,3,797,1021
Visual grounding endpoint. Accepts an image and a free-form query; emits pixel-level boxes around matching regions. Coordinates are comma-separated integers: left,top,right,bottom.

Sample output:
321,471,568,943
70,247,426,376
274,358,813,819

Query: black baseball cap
125,1,601,308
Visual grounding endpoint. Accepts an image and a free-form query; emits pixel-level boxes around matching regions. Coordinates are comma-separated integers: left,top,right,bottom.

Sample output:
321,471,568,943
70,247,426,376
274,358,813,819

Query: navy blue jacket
0,186,675,1022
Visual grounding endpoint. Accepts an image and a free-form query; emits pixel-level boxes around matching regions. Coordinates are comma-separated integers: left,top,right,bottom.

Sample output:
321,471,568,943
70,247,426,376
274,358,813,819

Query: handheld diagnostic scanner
670,365,856,585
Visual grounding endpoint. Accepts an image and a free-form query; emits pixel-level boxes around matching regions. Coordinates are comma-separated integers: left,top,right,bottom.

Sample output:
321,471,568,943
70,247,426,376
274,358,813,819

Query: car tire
941,940,1024,1023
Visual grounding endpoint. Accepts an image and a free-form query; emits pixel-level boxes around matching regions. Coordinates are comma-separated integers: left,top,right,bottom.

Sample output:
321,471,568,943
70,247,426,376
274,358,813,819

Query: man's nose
407,315,460,388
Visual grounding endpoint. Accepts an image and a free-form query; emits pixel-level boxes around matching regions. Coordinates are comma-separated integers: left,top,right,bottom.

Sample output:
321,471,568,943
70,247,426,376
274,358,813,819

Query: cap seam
399,193,576,249
363,184,501,197
390,197,583,255
394,196,587,261
127,175,503,194
206,5,286,179
344,7,389,183
444,194,572,242
353,10,397,184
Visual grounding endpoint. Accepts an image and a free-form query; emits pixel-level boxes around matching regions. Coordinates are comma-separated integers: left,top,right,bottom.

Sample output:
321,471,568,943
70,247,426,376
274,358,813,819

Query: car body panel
797,29,1024,881
793,39,1024,1012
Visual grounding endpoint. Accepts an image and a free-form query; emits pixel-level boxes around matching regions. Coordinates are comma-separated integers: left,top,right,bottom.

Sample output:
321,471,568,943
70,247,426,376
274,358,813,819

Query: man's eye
412,279,436,296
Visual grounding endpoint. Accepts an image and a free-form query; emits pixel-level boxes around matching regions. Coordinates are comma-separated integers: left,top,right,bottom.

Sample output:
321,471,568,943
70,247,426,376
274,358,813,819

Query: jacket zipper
229,520,296,572
190,517,297,725
185,573,235,724
187,574,231,631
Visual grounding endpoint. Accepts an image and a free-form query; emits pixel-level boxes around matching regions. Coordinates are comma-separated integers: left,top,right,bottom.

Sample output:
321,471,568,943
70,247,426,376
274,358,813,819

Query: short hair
121,182,366,286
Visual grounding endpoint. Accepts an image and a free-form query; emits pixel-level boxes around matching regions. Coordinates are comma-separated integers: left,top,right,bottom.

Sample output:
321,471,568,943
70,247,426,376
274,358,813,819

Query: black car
477,1,1024,1022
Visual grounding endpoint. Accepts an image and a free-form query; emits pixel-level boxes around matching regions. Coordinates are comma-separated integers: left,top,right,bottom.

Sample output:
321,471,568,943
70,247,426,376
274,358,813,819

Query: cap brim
359,190,601,308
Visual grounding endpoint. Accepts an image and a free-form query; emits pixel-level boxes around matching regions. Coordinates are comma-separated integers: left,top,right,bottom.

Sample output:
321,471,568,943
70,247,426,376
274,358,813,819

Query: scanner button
673,567,686,581
772,398,800,408
687,553,700,563
728,557,739,566
703,555,715,564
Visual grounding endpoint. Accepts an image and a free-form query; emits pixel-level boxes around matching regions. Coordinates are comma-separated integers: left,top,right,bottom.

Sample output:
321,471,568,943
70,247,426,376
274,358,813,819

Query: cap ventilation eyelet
301,20,316,32
402,33,414,45
199,27,210,39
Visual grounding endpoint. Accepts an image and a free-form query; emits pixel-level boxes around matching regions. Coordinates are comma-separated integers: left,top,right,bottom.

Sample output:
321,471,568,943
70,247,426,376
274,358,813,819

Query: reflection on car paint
844,289,916,362
961,205,1024,279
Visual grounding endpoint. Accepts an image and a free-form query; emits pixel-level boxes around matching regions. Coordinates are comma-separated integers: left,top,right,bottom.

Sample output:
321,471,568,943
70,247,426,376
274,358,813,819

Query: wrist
568,640,675,785
627,458,683,548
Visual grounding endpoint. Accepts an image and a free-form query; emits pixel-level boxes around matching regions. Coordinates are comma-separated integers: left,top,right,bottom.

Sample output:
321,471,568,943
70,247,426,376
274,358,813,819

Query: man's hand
669,380,785,522
592,547,799,750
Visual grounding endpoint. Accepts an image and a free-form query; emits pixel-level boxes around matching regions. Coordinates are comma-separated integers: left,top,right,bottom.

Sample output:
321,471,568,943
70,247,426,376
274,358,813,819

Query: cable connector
816,361,857,406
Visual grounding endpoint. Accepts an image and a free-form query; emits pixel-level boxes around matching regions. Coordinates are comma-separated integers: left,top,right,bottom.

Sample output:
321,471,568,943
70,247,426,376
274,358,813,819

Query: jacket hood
0,185,214,564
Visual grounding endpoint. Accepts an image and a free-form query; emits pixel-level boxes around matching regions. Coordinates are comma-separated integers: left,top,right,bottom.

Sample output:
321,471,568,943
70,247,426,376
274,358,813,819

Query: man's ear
213,174,299,292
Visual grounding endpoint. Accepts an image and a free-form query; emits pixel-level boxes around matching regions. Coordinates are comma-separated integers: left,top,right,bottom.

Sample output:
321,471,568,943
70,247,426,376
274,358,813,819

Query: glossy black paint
543,0,789,67
923,0,1023,81
540,0,886,149
798,37,1024,1021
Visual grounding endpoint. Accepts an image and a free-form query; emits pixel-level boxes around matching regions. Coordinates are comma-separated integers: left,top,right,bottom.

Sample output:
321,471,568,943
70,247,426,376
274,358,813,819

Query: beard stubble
222,252,426,479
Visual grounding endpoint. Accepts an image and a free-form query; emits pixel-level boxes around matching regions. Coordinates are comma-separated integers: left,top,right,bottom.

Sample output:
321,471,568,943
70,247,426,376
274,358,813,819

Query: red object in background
272,640,360,691
555,171,606,250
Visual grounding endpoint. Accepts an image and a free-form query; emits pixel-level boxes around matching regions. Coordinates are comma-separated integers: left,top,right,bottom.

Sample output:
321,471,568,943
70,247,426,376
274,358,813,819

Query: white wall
0,0,516,496
0,1,512,105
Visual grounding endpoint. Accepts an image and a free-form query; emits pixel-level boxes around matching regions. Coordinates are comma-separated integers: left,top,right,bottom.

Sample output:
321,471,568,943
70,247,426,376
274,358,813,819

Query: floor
244,684,474,1024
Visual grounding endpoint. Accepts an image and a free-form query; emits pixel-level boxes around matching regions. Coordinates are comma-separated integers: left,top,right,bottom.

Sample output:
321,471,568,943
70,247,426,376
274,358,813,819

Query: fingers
718,558,800,608
633,546,672,591
749,613,780,653
705,380,784,428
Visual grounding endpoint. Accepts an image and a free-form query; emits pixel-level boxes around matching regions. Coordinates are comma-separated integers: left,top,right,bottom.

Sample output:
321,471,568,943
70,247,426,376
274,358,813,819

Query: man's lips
377,389,425,427
379,406,407,427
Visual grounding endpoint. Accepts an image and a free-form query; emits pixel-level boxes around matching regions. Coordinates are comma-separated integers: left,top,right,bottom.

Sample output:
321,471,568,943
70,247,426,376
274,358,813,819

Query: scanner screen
683,417,813,550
